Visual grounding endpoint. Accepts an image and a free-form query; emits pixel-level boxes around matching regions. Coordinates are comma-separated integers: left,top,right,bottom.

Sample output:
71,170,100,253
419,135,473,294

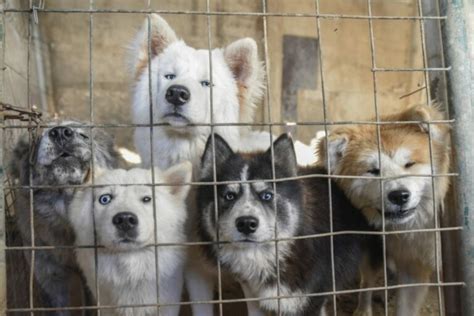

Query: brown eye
405,162,416,168
142,196,152,203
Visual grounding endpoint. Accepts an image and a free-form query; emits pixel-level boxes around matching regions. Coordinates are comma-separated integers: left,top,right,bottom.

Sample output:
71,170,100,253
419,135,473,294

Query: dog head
10,121,118,187
130,14,264,137
198,133,302,257
70,162,192,251
318,104,450,228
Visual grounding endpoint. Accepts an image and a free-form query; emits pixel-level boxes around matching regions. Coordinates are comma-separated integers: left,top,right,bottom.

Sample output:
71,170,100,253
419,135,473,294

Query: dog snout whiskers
235,216,259,235
166,85,190,106
112,212,139,232
388,189,411,206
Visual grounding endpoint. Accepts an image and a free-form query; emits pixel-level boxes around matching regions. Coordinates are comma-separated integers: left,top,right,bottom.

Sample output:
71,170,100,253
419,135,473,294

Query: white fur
69,163,192,316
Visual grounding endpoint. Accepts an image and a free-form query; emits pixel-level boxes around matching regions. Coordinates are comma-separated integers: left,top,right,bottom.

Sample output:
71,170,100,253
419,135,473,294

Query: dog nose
235,216,259,235
49,126,74,144
112,212,138,232
388,190,411,206
166,85,190,106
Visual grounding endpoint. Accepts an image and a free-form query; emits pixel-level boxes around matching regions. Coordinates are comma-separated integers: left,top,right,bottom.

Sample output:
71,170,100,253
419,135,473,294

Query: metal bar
261,0,282,314
0,1,7,313
0,8,449,20
440,1,474,316
366,1,389,315
1,225,464,252
0,119,456,129
314,0,338,314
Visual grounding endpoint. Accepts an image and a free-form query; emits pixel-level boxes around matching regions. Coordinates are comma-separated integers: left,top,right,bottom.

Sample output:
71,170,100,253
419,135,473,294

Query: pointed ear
399,103,450,141
317,133,349,173
162,161,192,200
201,134,234,179
129,14,178,78
265,134,297,177
224,38,259,86
224,38,264,123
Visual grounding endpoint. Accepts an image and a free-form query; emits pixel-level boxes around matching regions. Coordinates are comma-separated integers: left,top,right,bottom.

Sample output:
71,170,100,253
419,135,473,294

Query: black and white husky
196,134,380,316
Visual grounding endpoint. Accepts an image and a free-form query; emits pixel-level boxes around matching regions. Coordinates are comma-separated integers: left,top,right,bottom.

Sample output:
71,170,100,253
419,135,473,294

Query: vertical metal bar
0,1,6,314
416,1,444,314
439,1,474,316
366,1,389,316
88,2,102,315
205,1,224,314
145,6,161,315
314,1,337,314
26,4,35,315
422,1,461,314
206,0,224,316
261,1,281,314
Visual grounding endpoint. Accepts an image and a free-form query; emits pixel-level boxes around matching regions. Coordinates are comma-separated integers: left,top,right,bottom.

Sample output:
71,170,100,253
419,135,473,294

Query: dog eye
405,162,416,168
164,74,176,80
200,80,213,87
224,192,236,201
368,168,380,176
259,191,273,201
142,196,152,203
98,194,113,205
79,133,89,140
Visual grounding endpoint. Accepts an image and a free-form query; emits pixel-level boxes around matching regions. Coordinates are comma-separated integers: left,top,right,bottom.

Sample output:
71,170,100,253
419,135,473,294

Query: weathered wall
34,0,428,148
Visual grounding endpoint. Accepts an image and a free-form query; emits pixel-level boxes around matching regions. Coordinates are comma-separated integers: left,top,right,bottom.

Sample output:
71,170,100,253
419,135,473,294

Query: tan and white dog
69,162,192,316
318,104,450,316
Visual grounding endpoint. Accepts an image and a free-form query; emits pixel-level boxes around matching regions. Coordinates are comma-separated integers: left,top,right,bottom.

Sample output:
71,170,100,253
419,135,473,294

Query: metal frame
0,0,470,315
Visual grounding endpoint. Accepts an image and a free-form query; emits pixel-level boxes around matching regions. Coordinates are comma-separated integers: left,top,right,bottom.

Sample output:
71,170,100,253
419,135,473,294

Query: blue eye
164,74,176,80
98,194,112,205
142,196,152,203
260,192,273,201
224,192,236,201
200,80,212,87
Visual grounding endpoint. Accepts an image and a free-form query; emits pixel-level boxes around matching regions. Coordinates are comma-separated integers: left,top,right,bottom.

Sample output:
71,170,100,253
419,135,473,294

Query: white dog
129,14,267,171
69,162,192,316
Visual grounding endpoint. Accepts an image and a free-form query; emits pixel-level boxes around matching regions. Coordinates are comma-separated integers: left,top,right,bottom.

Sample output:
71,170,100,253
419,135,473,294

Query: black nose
235,216,259,235
388,190,411,206
165,85,190,106
112,212,138,232
49,126,74,145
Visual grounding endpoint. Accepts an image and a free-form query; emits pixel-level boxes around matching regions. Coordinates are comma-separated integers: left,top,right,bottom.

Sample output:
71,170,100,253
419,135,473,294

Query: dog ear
129,14,178,78
265,134,297,177
162,161,192,200
317,133,349,173
224,38,265,123
201,134,234,179
398,103,450,142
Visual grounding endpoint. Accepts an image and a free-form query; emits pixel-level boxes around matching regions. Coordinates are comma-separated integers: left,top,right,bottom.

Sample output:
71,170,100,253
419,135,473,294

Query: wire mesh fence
0,0,468,315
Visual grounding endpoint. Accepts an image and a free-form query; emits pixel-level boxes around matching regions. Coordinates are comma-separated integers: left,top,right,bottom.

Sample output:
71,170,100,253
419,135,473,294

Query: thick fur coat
317,104,451,316
7,121,118,315
196,134,380,316
69,163,192,316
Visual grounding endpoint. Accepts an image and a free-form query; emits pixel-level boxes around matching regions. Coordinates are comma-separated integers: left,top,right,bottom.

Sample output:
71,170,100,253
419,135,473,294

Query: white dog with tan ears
69,162,192,316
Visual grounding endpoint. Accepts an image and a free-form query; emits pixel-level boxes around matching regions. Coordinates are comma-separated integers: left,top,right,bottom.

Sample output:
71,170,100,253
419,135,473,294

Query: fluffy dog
7,121,118,315
196,133,380,316
317,104,451,316
69,162,192,316
129,14,266,170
